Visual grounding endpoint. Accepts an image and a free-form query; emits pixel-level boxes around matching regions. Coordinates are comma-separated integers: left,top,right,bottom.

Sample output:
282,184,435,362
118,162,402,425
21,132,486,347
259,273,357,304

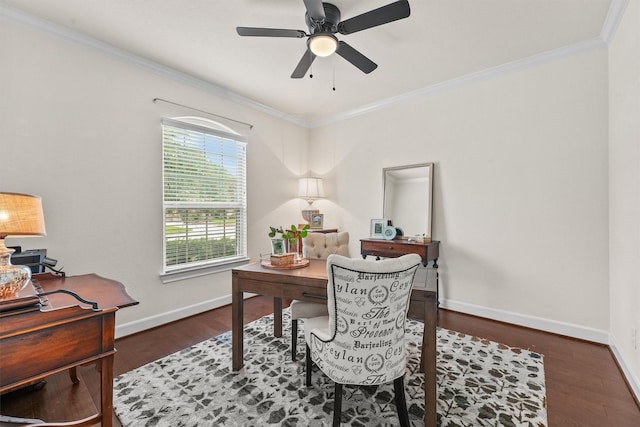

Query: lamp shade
0,192,47,237
298,177,325,203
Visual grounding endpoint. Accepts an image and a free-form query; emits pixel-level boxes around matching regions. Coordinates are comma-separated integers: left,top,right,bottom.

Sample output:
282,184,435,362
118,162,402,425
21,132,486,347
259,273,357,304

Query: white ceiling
1,0,618,124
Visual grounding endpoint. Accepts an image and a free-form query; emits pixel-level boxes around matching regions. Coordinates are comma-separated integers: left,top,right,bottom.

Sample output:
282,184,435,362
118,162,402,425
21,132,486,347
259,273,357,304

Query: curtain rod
153,98,253,129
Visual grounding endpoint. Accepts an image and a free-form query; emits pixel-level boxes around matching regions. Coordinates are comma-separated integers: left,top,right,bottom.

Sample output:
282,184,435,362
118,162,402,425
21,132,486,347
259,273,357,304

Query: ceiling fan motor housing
305,2,341,34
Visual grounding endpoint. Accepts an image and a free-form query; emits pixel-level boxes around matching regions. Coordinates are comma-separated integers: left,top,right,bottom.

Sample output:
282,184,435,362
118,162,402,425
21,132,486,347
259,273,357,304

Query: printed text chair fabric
303,253,421,426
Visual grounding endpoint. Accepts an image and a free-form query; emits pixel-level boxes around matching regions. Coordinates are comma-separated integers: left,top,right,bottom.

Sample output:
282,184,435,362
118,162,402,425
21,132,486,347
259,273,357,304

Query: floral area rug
113,311,546,426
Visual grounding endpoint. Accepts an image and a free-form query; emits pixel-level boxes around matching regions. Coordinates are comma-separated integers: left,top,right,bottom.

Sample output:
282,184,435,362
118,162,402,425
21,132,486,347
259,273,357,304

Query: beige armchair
289,232,349,360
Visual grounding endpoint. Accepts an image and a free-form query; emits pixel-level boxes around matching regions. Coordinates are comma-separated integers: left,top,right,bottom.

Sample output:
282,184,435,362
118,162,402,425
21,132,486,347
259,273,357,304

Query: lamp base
0,240,32,300
301,209,319,224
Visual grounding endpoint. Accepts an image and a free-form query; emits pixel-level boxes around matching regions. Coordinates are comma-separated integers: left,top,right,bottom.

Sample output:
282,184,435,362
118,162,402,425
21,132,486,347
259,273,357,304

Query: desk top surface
2,273,138,316
36,273,138,310
233,259,436,292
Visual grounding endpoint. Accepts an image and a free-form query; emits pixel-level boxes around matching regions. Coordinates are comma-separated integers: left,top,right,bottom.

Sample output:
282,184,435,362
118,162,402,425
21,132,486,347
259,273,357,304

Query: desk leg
424,294,437,427
433,258,439,309
101,355,114,427
68,366,79,384
273,297,283,338
232,275,244,371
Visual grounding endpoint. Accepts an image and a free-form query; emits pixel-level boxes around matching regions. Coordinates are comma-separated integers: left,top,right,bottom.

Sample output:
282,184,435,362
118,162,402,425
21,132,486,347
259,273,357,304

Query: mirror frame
383,162,434,240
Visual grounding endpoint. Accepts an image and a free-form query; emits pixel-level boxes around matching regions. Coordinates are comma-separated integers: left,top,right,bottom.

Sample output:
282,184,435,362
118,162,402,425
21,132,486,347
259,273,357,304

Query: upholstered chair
289,232,350,360
304,253,422,427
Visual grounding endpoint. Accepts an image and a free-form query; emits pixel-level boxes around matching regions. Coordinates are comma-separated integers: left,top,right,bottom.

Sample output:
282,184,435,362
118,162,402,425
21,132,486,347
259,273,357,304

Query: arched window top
172,116,241,136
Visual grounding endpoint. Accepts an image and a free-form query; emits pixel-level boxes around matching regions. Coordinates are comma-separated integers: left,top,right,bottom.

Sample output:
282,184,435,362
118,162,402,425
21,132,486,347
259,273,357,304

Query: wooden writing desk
232,260,437,426
0,274,137,427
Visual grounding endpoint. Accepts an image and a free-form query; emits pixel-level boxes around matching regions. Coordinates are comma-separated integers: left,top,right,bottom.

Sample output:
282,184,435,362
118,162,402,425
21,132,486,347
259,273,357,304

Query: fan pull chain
333,67,336,91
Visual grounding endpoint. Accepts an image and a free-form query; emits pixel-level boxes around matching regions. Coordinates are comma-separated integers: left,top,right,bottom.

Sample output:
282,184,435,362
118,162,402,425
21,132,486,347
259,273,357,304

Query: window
162,117,247,275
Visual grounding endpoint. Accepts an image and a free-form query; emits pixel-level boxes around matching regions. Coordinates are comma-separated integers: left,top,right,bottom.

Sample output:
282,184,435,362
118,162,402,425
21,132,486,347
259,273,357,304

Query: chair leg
291,319,298,361
393,375,410,427
333,382,343,427
305,344,312,387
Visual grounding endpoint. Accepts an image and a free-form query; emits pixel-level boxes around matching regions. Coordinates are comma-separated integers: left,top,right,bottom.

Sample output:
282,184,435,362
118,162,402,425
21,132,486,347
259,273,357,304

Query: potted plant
268,224,310,258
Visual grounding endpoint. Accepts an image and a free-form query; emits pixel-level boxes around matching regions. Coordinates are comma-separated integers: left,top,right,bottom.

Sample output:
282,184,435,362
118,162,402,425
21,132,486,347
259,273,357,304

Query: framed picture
270,238,285,255
310,213,324,229
370,218,388,239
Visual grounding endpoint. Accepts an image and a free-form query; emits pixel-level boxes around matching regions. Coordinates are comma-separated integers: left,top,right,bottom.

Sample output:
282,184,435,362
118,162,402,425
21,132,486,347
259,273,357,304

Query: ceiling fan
236,0,411,78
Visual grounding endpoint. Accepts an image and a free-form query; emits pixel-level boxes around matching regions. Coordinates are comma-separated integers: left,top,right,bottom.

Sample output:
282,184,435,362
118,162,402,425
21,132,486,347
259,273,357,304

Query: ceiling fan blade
291,49,317,78
236,27,306,38
338,0,410,35
336,41,377,74
303,0,326,21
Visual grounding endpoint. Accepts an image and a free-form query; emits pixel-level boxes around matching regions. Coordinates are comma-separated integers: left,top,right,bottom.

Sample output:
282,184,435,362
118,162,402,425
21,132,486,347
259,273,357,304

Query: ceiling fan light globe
309,34,338,57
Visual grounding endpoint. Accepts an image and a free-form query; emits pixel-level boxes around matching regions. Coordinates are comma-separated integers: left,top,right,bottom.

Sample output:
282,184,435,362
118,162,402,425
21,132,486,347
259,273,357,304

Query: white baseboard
115,294,639,404
441,298,640,403
114,293,257,338
609,335,640,403
440,298,610,344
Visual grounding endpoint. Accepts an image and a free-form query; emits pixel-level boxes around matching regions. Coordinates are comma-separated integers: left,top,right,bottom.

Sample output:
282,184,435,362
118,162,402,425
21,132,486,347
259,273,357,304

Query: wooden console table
360,238,439,266
361,238,440,304
0,274,137,427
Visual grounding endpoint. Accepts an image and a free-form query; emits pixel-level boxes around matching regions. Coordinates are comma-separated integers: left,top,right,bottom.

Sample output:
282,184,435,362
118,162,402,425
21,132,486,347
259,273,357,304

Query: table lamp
297,177,324,223
0,192,47,299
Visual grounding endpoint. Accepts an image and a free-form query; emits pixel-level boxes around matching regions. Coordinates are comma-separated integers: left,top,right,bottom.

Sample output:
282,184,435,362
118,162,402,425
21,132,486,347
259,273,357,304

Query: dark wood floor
2,296,639,426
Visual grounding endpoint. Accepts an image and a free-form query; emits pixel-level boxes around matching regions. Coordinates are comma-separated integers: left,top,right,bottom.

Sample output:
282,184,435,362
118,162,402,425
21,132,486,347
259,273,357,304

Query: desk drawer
361,241,425,258
1,313,114,391
283,284,327,303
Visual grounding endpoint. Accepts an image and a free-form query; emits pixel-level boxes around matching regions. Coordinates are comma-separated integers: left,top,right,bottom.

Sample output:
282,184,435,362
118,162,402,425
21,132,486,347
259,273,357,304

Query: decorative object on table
113,311,547,427
301,209,320,224
408,234,428,244
0,192,47,300
382,225,397,240
370,218,388,239
270,238,285,255
268,224,309,263
309,213,323,229
0,280,41,313
269,253,295,266
261,257,310,270
297,177,324,224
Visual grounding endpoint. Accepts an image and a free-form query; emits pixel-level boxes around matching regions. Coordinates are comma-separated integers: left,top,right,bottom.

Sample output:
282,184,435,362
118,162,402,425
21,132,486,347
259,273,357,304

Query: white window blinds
162,117,247,273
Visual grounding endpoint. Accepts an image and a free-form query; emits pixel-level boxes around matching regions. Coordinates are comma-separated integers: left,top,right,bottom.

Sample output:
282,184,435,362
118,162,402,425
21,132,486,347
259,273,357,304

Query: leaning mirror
383,163,434,241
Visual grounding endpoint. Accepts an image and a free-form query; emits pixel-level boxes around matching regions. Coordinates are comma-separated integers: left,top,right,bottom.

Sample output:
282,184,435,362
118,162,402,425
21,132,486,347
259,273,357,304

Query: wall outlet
633,328,638,350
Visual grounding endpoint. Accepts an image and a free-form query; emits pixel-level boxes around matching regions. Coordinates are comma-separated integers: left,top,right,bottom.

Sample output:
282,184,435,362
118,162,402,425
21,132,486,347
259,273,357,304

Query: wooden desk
0,274,137,427
232,260,437,426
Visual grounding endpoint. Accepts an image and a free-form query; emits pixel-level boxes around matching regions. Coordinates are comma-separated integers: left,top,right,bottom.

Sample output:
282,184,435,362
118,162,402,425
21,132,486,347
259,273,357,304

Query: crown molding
0,4,309,128
309,36,607,128
601,0,629,42
310,0,628,127
2,0,629,130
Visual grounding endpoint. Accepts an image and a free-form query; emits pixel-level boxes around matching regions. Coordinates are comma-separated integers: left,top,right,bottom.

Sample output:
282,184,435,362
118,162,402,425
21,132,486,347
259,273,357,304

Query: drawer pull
302,292,327,301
